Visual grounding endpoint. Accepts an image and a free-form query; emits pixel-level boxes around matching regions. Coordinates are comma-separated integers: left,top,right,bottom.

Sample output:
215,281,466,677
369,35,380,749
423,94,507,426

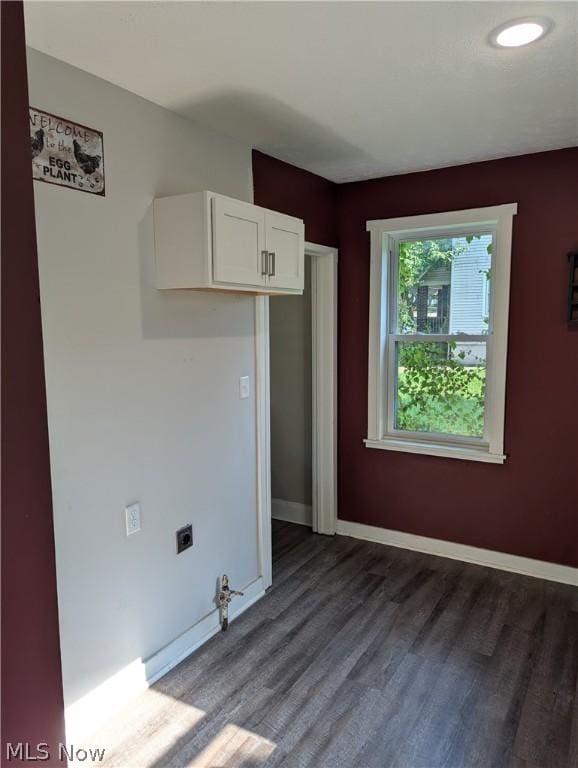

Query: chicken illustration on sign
29,107,105,195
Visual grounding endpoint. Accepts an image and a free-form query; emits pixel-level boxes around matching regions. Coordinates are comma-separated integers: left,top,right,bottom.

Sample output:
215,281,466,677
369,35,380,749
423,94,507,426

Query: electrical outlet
125,502,141,536
176,524,193,554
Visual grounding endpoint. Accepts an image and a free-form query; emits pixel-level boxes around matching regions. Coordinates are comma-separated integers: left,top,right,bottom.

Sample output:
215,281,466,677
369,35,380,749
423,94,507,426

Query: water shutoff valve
218,574,243,631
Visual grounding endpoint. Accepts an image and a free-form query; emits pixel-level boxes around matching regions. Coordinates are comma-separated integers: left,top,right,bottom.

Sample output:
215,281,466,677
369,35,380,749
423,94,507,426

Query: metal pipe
218,574,243,631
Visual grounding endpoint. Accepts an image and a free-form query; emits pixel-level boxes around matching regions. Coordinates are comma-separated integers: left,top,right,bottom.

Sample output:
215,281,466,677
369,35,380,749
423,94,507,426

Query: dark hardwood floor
93,521,578,768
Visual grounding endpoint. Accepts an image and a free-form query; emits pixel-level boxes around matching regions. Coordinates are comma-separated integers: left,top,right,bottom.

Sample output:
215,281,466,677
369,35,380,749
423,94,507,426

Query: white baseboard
272,498,312,527
336,519,578,587
65,576,265,744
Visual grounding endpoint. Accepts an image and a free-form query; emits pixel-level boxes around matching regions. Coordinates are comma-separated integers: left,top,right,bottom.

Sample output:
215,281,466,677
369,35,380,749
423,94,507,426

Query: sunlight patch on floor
87,689,206,767
188,724,277,768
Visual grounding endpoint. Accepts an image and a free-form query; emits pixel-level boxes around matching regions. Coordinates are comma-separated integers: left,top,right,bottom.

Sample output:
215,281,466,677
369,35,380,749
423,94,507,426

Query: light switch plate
125,502,141,536
239,376,250,399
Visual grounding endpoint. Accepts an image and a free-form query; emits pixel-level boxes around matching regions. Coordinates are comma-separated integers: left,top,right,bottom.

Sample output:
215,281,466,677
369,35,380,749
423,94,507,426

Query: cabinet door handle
268,251,275,277
261,250,268,276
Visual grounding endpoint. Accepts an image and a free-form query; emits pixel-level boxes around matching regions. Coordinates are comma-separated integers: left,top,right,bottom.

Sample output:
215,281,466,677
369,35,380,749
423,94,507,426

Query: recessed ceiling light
490,18,552,48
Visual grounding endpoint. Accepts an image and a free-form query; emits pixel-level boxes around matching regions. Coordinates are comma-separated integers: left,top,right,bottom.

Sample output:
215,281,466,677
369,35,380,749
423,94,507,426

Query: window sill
364,437,506,464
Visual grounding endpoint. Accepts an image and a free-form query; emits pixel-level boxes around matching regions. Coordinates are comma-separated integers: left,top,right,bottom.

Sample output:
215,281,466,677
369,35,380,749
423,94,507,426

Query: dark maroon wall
337,149,578,568
1,2,66,761
252,147,578,568
253,150,338,247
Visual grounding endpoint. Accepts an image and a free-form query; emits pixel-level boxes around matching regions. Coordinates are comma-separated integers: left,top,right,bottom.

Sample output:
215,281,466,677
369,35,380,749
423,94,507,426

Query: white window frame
365,204,517,464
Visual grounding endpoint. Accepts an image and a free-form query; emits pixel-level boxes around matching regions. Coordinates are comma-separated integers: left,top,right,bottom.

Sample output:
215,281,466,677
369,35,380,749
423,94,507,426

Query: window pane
398,234,492,334
395,341,487,438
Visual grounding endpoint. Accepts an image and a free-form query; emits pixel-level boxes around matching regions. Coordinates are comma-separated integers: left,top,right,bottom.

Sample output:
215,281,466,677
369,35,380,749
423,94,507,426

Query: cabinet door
212,197,266,287
265,211,304,291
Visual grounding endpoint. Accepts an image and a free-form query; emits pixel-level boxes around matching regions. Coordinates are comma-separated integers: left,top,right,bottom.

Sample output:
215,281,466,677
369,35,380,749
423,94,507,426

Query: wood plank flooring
91,521,578,768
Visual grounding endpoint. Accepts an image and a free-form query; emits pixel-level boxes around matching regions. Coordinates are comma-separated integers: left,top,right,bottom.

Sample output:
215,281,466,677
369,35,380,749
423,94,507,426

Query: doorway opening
268,243,338,555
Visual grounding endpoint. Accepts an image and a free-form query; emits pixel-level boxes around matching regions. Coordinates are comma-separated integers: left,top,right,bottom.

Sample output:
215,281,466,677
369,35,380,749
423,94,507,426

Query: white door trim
255,296,273,588
309,243,338,535
263,241,338,567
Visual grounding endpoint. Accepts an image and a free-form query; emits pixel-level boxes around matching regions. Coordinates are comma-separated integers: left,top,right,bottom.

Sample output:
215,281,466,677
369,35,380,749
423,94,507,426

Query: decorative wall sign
29,107,105,195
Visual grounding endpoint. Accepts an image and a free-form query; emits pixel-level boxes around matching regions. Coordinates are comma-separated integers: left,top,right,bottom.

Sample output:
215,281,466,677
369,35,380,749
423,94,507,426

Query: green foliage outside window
396,237,489,438
396,342,486,437
398,238,465,332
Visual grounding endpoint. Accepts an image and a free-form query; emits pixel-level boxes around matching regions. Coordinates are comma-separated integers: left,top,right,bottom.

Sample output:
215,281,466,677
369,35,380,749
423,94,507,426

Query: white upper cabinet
265,211,304,291
212,196,266,288
154,191,304,294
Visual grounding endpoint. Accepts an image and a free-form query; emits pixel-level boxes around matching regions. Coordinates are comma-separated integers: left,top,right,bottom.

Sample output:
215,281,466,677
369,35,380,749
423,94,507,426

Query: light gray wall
269,264,312,506
27,49,259,708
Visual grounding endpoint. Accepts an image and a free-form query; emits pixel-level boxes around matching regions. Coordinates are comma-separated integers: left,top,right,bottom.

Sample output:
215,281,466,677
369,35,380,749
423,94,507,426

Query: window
365,204,517,463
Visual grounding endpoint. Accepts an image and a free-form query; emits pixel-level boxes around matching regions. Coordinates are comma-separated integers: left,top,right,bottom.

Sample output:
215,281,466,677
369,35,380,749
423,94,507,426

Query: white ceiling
24,1,578,183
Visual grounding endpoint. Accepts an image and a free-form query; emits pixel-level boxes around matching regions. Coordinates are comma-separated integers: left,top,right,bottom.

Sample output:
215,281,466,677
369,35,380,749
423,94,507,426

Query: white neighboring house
419,235,491,365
